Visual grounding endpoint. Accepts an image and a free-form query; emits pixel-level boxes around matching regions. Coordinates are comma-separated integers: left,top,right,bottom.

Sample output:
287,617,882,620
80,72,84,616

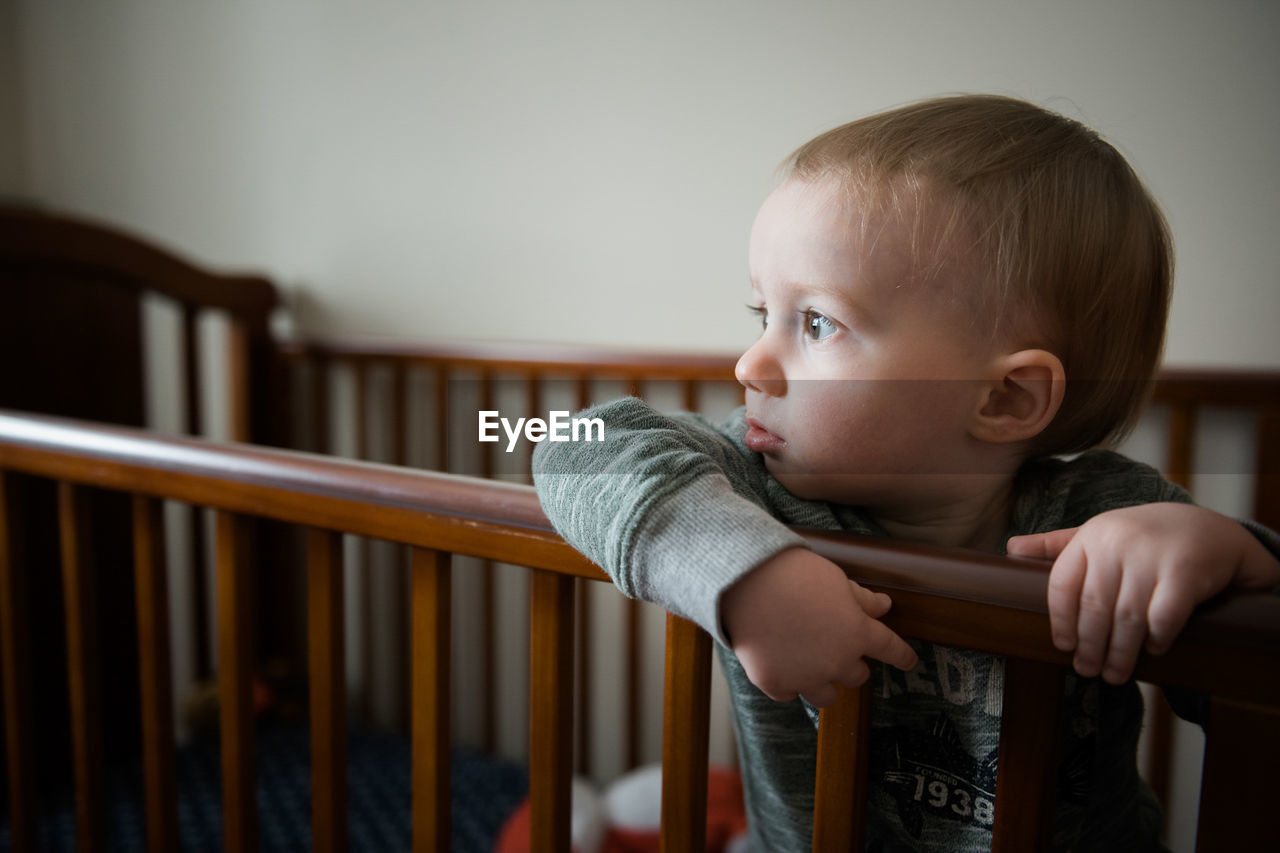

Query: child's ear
969,349,1065,444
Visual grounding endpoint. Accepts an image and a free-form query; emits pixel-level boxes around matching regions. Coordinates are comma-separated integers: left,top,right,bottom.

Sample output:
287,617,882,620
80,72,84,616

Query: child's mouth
744,417,785,453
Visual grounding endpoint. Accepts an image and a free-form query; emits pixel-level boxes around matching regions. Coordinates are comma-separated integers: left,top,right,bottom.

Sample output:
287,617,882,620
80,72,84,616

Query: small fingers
1008,525,1081,560
1070,557,1122,679
850,582,893,618
1099,572,1156,684
1045,539,1088,652
1144,582,1198,656
863,619,919,672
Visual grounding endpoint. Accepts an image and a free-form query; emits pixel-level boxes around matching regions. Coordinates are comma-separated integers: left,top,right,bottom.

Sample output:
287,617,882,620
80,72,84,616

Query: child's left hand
1007,503,1280,685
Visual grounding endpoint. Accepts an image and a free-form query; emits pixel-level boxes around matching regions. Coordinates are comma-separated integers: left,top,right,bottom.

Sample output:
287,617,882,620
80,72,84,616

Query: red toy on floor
496,763,749,853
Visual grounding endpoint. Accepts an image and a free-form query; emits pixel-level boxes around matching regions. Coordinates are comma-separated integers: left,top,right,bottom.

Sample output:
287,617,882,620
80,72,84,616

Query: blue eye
804,310,837,341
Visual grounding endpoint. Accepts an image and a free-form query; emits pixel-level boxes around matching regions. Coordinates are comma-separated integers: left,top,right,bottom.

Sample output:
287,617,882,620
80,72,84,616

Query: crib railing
802,531,1280,852
0,410,601,852
2,411,1278,853
278,338,743,774
280,339,1280,802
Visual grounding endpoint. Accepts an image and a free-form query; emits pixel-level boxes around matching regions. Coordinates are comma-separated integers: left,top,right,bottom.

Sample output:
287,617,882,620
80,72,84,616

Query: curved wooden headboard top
0,205,277,318
0,204,290,447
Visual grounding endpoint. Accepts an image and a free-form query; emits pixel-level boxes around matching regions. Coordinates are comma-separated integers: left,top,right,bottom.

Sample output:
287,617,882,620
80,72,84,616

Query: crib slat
391,362,408,465
1195,696,1280,851
479,368,495,479
528,373,543,464
353,362,375,725
133,495,178,853
660,614,712,853
59,482,106,853
0,474,38,853
311,354,332,454
626,597,642,769
183,306,214,682
681,378,698,412
572,362,593,777
309,528,348,853
189,506,213,680
226,317,251,442
390,363,412,733
1255,410,1280,533
529,569,575,853
216,510,257,852
1165,402,1194,488
813,683,871,851
575,578,593,777
182,304,203,437
991,658,1062,852
412,547,452,852
479,369,498,755
433,364,449,470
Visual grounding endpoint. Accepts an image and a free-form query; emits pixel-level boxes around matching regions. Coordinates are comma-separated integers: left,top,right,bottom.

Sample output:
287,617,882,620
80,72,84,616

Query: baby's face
737,177,997,510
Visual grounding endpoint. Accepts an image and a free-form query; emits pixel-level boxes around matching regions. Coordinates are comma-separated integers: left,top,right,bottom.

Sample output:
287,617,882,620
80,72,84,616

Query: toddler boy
533,95,1280,851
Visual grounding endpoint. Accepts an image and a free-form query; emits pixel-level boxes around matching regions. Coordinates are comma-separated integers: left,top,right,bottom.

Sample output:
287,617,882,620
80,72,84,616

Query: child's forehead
749,177,924,293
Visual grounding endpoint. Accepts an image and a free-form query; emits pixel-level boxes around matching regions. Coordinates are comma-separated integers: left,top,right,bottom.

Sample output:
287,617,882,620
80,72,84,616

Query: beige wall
0,0,26,195
7,0,1280,367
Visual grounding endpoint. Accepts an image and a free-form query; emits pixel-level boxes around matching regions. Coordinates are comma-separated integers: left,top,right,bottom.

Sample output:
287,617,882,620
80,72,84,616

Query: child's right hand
720,547,919,707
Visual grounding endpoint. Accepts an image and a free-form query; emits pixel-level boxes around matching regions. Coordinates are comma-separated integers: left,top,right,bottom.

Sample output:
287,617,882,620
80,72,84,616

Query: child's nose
735,339,787,397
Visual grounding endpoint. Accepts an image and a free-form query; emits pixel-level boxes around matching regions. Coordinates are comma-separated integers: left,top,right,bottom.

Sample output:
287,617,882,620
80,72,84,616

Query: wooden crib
3,206,1279,852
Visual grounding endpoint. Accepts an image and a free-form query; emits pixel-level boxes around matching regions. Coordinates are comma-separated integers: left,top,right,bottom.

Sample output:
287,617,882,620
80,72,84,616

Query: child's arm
533,397,917,704
533,397,806,637
1007,503,1280,684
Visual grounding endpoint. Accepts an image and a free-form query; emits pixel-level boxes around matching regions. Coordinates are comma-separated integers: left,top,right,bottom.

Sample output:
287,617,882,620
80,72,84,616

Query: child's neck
871,477,1015,553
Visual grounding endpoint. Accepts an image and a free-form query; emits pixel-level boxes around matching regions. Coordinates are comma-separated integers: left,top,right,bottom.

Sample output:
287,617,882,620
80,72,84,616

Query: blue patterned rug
0,726,528,852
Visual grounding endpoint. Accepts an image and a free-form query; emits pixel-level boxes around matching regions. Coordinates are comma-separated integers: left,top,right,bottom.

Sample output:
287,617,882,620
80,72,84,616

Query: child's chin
770,469,829,501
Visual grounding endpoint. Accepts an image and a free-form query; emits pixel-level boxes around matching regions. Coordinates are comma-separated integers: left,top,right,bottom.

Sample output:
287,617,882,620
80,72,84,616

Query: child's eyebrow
787,280,875,319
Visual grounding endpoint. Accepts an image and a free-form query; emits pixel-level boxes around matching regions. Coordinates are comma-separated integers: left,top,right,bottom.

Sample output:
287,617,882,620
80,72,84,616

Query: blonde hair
784,94,1173,456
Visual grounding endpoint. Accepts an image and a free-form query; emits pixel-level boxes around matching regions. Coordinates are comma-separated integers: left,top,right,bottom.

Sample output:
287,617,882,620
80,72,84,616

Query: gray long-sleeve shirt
532,397,1277,851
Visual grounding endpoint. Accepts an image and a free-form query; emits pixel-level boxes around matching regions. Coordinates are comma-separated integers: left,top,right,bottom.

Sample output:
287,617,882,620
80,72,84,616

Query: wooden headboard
0,205,288,789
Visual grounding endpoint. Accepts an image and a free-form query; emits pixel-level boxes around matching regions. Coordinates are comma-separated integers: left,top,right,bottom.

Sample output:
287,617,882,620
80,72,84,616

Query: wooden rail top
2,409,1277,705
1148,367,1280,408
0,409,601,579
0,411,548,527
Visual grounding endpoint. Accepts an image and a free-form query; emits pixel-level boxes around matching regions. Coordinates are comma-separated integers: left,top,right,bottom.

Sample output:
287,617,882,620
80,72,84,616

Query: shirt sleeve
531,396,807,644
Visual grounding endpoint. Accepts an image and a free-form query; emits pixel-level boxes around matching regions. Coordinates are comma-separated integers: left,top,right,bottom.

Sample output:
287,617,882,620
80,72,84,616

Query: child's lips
744,417,785,453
